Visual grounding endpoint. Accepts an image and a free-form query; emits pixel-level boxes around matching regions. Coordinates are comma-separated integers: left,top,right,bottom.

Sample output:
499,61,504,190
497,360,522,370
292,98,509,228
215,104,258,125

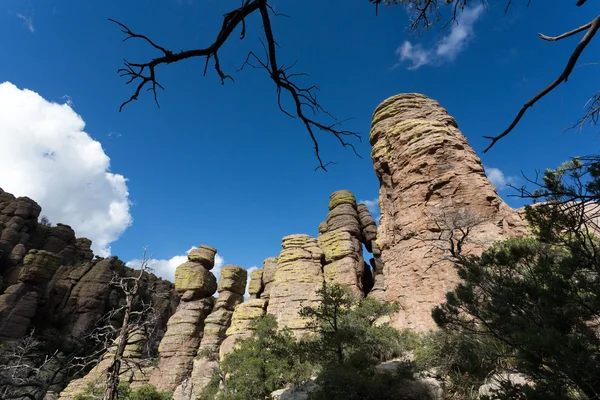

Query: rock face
174,265,246,400
149,246,219,392
2,90,539,397
369,93,527,331
0,250,61,338
318,190,372,296
260,257,279,300
0,188,176,344
266,234,325,337
0,187,178,399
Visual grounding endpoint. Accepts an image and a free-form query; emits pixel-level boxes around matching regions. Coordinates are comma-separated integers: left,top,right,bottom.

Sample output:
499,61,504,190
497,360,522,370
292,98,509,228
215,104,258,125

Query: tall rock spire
370,93,527,331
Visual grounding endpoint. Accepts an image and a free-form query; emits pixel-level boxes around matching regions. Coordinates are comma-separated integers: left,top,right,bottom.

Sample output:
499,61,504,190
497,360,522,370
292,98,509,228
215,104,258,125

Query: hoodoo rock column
369,93,526,331
175,264,247,400
149,245,218,391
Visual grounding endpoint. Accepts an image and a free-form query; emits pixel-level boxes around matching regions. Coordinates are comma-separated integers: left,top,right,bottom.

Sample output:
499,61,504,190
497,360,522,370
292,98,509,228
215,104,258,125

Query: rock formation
149,246,219,392
369,93,527,331
174,265,246,400
2,92,540,398
265,234,325,337
0,188,176,345
0,250,61,338
260,256,279,300
317,190,374,296
246,268,264,300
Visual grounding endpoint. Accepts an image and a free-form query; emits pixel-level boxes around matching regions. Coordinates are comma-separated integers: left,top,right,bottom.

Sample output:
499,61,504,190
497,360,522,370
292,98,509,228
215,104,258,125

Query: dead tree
98,248,163,400
0,249,166,400
108,0,360,171
0,329,74,400
419,204,490,274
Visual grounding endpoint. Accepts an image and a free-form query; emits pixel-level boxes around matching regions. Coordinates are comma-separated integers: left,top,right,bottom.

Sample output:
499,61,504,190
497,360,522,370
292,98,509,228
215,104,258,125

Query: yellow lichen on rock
247,268,264,298
174,261,217,297
328,190,357,211
369,93,527,331
217,265,247,295
187,245,217,269
317,230,356,262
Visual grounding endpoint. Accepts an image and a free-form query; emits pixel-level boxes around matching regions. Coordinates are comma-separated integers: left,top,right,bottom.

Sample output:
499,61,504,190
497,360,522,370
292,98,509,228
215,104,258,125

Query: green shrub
74,382,172,400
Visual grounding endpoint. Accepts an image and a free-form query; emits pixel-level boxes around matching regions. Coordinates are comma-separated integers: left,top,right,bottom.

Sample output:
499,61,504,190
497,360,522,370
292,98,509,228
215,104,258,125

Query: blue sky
1,0,599,281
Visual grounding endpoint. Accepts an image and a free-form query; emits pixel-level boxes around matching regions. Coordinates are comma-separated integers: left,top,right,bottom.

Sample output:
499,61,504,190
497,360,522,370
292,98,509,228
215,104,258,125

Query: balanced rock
174,265,246,400
187,245,217,269
217,264,247,295
174,261,217,298
260,257,279,299
150,246,219,392
369,93,527,330
247,268,264,299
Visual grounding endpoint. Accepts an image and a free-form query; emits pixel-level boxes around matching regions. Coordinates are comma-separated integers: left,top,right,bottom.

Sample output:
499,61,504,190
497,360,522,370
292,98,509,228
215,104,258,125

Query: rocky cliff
0,188,177,345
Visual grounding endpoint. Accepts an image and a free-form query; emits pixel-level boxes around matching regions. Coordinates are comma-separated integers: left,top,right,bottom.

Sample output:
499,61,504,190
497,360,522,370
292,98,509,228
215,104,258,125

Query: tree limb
483,15,600,153
110,0,360,170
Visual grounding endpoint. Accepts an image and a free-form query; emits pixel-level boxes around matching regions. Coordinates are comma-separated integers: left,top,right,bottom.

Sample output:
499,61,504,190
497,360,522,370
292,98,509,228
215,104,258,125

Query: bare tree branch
110,0,360,171
483,15,600,153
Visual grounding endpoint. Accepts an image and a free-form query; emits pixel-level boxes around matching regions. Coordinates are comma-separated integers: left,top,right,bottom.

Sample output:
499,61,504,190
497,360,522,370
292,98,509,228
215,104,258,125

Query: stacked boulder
266,234,324,338
317,191,370,296
175,265,247,400
217,257,275,359
149,245,218,392
260,257,278,300
357,203,386,300
246,268,264,299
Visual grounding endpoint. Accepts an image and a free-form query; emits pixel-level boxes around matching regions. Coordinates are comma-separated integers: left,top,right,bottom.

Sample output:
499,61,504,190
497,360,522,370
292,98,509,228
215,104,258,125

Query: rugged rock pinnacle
370,93,527,331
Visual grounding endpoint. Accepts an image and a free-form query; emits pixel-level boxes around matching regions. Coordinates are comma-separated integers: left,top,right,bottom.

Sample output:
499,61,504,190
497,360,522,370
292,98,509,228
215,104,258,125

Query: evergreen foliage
433,157,600,399
74,382,172,400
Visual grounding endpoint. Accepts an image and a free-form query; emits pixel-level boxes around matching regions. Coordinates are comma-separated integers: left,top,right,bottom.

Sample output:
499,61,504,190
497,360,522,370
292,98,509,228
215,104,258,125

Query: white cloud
484,165,515,190
0,82,132,256
396,42,430,70
244,266,258,299
16,14,34,33
60,95,74,107
126,247,225,283
395,4,484,70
